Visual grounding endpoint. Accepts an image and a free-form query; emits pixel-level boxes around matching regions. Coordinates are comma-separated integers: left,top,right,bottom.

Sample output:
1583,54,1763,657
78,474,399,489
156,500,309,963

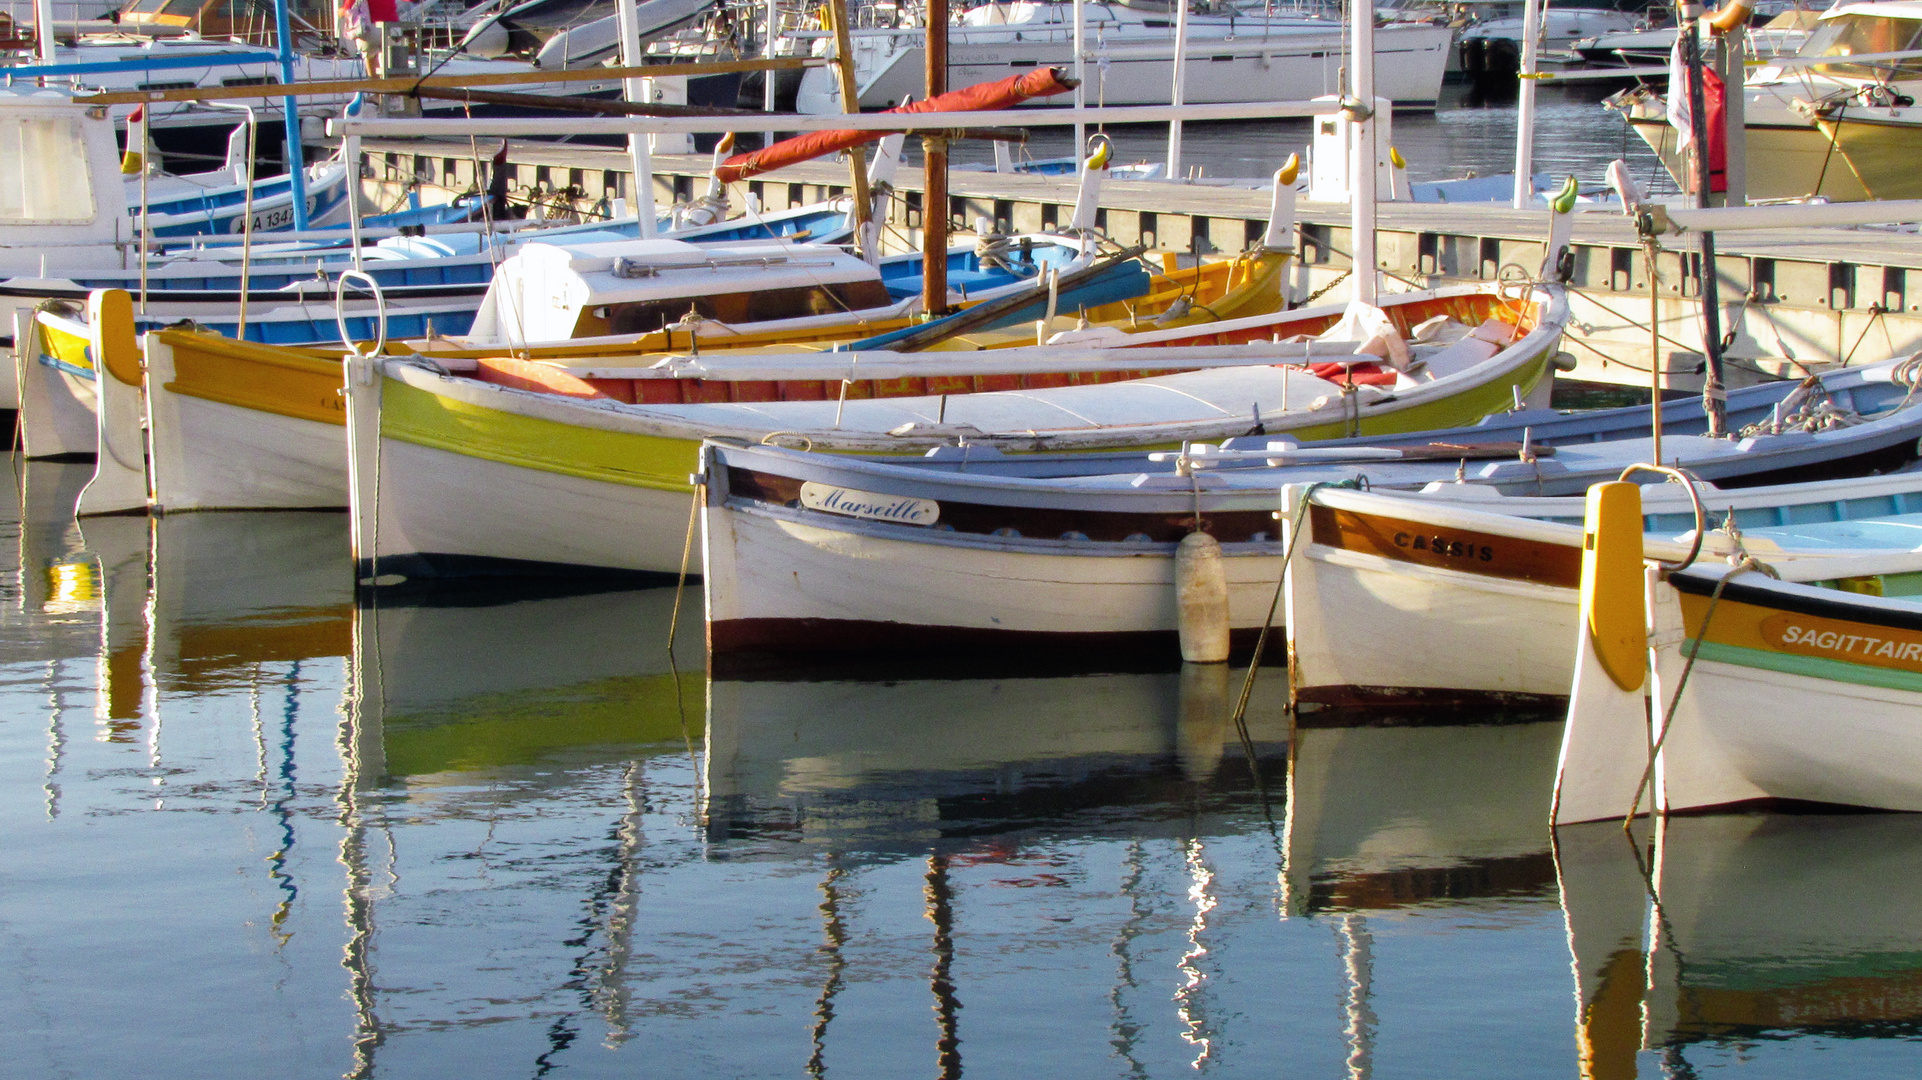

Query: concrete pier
361,138,1922,391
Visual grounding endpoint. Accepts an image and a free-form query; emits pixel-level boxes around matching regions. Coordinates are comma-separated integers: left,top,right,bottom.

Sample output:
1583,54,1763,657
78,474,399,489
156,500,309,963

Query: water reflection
347,582,705,1077
1562,815,1922,1079
1283,724,1565,916
3,455,1918,1077
702,670,1290,852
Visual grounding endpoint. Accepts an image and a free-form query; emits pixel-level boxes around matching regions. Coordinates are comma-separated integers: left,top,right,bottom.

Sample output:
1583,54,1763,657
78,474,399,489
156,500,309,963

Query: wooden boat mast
923,0,950,316
825,0,876,261
1680,6,1728,437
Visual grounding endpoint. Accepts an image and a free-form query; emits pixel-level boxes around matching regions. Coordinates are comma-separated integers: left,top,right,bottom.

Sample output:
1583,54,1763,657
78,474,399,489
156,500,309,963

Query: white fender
1175,531,1230,663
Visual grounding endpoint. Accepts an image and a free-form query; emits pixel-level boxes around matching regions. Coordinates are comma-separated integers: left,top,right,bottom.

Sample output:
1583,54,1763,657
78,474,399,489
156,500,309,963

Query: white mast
34,0,55,68
616,0,660,237
1350,0,1377,303
1511,0,1541,208
765,0,780,111
1166,0,1191,179
1073,0,1086,168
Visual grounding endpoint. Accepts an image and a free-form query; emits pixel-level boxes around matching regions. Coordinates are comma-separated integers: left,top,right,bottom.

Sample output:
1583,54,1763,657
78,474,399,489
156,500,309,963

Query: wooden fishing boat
700,354,1922,661
357,272,1570,585
1555,476,1922,822
1287,457,1922,715
2,193,859,359
140,168,1301,513
137,230,1131,512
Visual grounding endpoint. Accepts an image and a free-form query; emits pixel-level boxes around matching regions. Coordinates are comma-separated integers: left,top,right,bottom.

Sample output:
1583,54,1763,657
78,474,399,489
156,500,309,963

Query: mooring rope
1227,479,1358,731
1622,551,1780,831
666,476,706,662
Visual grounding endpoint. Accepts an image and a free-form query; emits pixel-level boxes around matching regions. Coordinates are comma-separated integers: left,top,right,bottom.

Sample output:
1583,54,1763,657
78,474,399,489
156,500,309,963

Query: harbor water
941,85,1682,191
4,458,1920,1077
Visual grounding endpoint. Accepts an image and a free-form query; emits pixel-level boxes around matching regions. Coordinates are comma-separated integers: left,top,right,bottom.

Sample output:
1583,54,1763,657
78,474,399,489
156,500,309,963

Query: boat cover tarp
715,67,1077,184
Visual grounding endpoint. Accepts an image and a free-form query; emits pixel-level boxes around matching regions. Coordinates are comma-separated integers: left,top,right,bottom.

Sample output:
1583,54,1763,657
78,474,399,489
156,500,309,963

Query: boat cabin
1796,2,1922,80
471,237,893,343
0,90,129,251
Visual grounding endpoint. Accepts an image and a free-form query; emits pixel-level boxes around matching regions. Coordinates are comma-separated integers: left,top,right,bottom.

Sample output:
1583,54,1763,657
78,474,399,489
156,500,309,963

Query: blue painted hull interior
878,369,1917,482
847,260,1151,350
132,309,480,346
80,206,855,296
878,240,1082,302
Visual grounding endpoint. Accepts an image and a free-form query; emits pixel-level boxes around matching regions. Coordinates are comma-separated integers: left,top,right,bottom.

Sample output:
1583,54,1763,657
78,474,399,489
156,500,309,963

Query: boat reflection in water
1561,815,1922,1078
704,672,1577,1074
344,583,705,1074
1281,723,1565,916
352,583,704,783
704,663,1292,849
704,662,1296,1075
20,449,1921,1075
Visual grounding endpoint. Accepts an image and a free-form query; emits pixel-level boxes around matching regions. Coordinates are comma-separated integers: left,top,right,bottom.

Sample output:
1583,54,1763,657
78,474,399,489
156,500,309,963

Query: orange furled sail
715,67,1078,184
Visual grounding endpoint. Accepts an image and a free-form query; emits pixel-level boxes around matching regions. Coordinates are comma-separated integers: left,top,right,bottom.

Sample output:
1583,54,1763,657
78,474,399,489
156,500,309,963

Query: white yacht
794,0,1455,112
1572,6,1821,67
1456,2,1641,60
1614,1,1922,201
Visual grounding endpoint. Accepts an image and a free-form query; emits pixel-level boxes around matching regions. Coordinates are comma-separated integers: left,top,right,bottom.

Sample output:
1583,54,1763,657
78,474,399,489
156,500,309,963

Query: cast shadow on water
6,455,1921,1077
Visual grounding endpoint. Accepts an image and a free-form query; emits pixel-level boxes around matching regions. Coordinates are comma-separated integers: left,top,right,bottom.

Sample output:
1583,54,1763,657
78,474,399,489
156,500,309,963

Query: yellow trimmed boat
141,245,1292,511
347,278,1571,582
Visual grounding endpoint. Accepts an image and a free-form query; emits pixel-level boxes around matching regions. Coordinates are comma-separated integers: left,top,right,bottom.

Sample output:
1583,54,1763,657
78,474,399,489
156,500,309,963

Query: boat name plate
799,482,940,526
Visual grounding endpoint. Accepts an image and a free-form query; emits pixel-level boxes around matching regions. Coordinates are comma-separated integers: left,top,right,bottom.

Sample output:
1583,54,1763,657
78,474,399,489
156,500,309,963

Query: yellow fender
1580,481,1647,691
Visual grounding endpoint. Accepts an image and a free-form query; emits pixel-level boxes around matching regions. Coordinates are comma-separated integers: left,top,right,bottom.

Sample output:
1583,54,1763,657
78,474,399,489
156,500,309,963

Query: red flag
1703,65,1728,194
716,67,1078,185
367,0,398,21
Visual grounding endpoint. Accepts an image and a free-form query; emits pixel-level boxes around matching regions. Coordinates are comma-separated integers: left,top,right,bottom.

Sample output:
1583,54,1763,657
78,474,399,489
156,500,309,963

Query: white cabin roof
472,237,882,343
1824,2,1922,22
508,238,879,308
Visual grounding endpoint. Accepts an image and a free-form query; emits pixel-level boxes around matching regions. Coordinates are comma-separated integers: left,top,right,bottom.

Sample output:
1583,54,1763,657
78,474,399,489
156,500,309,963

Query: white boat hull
1286,539,1579,711
151,392,347,512
704,500,1284,657
799,24,1453,111
1665,659,1922,812
358,436,694,581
